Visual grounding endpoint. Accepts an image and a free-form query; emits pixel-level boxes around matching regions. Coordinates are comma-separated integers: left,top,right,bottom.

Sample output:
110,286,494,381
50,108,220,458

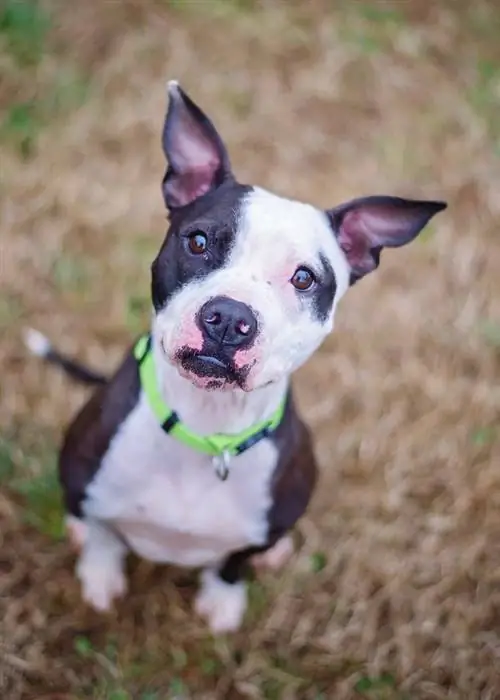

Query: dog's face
152,82,446,392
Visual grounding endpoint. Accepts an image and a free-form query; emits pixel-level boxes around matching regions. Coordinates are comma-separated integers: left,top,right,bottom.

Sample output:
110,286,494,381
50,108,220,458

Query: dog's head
152,82,446,392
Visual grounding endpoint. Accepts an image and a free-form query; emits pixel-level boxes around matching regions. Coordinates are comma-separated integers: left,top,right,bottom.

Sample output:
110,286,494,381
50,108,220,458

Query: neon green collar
134,335,286,478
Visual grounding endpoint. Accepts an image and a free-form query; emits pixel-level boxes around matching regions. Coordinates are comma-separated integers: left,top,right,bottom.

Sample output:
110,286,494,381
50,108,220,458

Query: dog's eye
291,266,315,291
187,231,208,255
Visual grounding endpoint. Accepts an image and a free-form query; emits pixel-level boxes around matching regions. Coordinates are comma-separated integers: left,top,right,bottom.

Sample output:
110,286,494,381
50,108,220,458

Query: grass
167,0,257,16
354,674,406,700
126,294,151,333
468,58,500,144
1,70,90,158
471,426,497,448
51,253,92,295
0,0,89,157
479,319,500,347
1,0,500,699
0,0,49,66
0,294,24,328
0,430,64,539
72,635,162,699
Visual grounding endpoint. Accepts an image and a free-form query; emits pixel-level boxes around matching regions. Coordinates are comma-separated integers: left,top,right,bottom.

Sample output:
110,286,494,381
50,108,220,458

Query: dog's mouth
189,353,232,378
176,347,246,387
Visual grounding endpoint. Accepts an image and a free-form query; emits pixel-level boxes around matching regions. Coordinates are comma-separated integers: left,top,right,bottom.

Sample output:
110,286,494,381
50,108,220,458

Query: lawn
1,1,500,698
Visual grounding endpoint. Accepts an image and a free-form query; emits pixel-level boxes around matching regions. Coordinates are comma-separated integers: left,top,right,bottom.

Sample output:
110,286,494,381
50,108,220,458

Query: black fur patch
59,346,141,518
305,253,337,324
151,182,252,311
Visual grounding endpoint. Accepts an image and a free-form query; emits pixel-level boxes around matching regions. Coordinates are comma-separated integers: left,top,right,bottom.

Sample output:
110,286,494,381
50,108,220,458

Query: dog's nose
198,297,258,348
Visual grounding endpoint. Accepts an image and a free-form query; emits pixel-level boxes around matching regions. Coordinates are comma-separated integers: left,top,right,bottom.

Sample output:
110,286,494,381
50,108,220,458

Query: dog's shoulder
58,344,141,517
267,389,318,540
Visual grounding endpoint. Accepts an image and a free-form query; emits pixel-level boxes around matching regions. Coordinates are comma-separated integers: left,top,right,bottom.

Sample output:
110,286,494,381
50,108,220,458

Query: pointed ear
161,81,233,210
326,196,447,284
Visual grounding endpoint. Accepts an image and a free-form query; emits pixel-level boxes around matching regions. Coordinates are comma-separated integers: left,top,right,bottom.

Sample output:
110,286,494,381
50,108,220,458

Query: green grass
471,426,497,448
479,319,500,347
1,71,90,158
51,252,92,295
310,551,328,573
1,100,43,158
468,58,500,142
354,672,408,699
0,0,89,158
0,429,64,539
74,633,195,699
336,2,407,56
13,461,64,538
356,6,404,25
126,294,151,333
166,0,256,15
0,0,50,66
0,293,24,328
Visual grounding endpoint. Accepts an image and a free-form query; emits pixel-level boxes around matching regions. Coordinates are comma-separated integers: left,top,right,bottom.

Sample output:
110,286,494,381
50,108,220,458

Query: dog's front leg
76,518,128,613
195,547,265,634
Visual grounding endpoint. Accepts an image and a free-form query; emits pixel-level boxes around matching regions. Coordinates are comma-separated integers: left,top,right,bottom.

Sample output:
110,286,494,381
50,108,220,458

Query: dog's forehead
233,187,343,269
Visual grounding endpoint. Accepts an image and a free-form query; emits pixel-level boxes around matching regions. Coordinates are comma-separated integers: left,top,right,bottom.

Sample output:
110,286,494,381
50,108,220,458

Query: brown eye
291,266,315,291
187,231,208,255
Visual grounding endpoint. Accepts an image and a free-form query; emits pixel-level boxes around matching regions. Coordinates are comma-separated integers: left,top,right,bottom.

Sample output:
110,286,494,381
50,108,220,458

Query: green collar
134,335,287,479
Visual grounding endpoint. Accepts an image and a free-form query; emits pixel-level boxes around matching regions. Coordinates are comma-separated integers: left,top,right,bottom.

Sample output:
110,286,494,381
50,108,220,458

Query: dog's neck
151,336,288,436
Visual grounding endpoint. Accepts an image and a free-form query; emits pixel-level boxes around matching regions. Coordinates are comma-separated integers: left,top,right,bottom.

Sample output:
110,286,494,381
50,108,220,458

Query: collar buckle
212,450,231,481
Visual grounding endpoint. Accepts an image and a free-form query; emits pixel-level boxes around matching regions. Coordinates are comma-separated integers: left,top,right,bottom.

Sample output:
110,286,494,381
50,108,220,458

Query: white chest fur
83,393,278,567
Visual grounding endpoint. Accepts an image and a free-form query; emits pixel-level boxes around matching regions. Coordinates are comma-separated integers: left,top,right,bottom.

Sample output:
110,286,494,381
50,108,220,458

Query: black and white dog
26,81,446,634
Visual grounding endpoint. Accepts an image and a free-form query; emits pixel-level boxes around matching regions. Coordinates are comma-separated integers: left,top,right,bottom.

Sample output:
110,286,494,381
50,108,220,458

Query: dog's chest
83,394,278,566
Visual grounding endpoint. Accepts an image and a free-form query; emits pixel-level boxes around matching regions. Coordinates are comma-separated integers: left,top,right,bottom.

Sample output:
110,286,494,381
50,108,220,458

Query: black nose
198,296,258,348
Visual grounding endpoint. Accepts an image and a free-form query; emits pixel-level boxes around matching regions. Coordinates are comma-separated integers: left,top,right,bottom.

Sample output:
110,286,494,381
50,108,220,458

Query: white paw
251,535,294,572
76,557,127,613
65,515,88,551
194,570,247,634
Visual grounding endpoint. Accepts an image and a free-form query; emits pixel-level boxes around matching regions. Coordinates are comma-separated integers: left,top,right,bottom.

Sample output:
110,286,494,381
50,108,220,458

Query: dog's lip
177,348,236,381
196,354,229,370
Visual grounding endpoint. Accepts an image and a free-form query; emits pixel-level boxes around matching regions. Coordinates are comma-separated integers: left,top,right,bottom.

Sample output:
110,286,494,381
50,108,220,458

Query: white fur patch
23,327,51,357
194,568,247,633
65,515,88,551
76,520,127,612
82,392,279,568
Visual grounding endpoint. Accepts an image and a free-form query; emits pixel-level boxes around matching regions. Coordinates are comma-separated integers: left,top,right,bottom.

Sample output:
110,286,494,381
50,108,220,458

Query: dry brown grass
2,1,500,698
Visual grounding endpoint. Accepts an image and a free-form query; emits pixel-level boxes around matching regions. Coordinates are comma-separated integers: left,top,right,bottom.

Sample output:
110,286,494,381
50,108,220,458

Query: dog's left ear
161,81,233,210
326,196,447,284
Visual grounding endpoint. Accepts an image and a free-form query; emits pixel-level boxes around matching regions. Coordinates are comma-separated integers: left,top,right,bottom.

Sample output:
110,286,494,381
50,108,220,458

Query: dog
25,81,446,634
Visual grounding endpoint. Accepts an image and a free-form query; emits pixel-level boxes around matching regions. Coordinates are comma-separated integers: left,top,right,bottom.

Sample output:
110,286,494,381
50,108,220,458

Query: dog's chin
178,366,237,392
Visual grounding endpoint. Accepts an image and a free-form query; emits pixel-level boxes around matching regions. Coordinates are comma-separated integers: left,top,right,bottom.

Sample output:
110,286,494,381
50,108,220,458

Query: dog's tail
23,328,108,386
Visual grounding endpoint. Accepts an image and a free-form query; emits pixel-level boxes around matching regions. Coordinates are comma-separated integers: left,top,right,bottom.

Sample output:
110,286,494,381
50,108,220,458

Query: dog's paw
76,557,127,613
251,535,294,572
65,515,88,551
195,569,247,634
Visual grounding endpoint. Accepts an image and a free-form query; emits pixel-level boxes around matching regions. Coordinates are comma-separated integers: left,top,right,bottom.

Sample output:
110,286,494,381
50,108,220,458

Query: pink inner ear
337,209,380,273
172,122,220,173
341,207,410,246
166,171,213,208
167,109,221,207
343,205,426,245
337,205,423,273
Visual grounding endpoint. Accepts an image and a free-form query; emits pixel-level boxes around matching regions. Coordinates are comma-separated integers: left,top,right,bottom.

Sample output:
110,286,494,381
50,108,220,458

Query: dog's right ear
161,81,233,210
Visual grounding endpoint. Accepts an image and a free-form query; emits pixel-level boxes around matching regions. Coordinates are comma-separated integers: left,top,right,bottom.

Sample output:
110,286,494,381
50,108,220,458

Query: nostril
204,312,221,325
236,320,251,336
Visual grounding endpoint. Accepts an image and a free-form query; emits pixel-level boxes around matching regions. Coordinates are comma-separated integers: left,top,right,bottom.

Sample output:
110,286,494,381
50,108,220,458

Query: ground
1,1,500,698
